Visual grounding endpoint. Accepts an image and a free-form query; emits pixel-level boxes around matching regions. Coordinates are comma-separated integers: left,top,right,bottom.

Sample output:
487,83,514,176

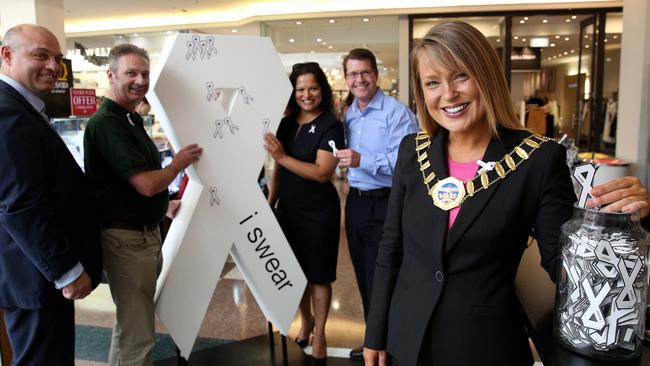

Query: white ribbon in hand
328,140,338,156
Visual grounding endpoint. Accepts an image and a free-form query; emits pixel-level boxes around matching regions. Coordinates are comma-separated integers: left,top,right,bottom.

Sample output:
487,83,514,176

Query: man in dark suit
0,24,102,365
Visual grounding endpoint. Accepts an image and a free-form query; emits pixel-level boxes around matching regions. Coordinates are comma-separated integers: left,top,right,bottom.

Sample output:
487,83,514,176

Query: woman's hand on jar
263,132,286,161
364,347,388,366
587,176,650,218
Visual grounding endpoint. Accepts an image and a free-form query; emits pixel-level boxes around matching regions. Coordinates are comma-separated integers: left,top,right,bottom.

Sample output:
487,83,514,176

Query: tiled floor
74,179,365,365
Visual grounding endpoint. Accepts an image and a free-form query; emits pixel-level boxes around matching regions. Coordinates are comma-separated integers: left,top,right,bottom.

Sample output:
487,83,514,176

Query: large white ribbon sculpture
148,34,306,358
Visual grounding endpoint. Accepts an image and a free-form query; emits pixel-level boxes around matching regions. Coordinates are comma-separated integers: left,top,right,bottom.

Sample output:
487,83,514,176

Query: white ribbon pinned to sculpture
148,33,305,358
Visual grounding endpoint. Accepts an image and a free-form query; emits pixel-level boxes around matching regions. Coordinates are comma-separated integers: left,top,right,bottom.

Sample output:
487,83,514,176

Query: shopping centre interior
0,0,649,365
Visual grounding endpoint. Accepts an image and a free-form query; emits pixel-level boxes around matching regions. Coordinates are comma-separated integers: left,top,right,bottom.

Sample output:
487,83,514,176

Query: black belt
349,187,391,198
102,219,158,232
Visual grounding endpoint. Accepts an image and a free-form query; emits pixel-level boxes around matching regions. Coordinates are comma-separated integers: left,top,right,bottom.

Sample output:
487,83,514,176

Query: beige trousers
102,228,162,366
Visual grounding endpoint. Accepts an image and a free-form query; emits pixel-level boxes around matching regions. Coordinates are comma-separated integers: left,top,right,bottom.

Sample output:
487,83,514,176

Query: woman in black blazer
363,22,650,366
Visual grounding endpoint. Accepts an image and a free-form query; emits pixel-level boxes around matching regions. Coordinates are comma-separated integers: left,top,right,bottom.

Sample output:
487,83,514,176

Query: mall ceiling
63,1,622,90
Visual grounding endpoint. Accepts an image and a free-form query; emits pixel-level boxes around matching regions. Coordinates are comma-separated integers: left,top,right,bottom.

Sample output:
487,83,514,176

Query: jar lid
591,158,630,166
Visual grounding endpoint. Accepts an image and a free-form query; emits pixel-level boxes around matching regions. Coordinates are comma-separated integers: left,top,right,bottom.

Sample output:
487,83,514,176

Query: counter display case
51,117,89,169
50,115,157,171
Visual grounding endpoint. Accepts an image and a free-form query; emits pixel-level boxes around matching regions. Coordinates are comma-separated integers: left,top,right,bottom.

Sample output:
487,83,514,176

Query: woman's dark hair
286,62,333,117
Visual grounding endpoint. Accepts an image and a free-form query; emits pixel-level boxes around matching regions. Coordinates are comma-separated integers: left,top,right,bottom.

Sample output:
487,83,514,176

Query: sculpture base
154,332,363,366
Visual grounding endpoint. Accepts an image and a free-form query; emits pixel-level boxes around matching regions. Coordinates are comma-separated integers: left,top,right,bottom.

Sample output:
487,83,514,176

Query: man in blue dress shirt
334,48,418,360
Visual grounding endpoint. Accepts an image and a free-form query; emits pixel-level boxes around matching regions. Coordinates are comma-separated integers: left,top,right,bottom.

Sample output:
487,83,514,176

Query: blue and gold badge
431,177,465,211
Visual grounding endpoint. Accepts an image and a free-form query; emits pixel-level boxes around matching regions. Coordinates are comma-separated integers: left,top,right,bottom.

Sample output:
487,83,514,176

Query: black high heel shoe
295,318,315,348
296,337,309,348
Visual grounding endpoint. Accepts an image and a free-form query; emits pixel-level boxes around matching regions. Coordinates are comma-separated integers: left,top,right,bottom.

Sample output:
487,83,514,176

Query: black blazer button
435,271,443,282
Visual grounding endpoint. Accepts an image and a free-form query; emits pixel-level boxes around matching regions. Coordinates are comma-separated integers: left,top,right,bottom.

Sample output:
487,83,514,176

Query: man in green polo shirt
84,43,202,366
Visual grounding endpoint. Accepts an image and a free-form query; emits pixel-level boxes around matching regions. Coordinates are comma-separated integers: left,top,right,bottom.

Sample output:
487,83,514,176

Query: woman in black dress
264,62,344,360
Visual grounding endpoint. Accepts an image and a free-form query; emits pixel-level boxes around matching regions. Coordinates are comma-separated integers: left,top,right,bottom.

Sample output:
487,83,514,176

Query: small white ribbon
573,164,596,208
209,187,220,206
238,86,253,104
206,82,218,101
476,160,495,174
126,113,135,126
328,140,338,156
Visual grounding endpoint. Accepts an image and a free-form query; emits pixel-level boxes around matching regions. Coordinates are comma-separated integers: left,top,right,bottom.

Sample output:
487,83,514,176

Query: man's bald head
0,24,62,95
2,24,57,51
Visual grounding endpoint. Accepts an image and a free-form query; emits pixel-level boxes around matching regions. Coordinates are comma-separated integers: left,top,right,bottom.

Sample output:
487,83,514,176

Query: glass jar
555,206,650,360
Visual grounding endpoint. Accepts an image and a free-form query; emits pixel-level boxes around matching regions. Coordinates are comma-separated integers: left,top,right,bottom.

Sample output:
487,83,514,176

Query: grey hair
108,43,149,71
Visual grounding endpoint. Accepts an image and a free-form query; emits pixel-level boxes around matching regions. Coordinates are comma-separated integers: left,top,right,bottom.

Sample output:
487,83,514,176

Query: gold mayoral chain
415,132,551,211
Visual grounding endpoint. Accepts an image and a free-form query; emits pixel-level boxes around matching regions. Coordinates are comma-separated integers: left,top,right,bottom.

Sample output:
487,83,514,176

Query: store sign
511,47,541,70
149,34,302,358
70,88,97,116
42,58,73,117
496,47,541,70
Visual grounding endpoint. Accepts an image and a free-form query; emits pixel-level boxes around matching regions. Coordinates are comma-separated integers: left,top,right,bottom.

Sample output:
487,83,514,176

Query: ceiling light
316,38,322,42
328,45,333,49
310,50,315,54
383,67,387,71
585,44,589,48
555,35,561,39
550,43,556,47
133,33,139,36
522,38,526,42
514,36,519,40
542,19,548,24
606,58,611,62
166,30,173,34
289,38,295,43
496,38,501,42
564,51,568,55
524,17,529,20
564,37,569,41
296,21,302,25
530,37,549,47
570,49,575,53
231,29,238,33
328,19,336,24
566,19,571,22
613,35,618,39
604,38,608,43
520,20,525,24
584,34,589,38
571,15,577,19
553,56,557,59
547,57,552,60
362,18,370,22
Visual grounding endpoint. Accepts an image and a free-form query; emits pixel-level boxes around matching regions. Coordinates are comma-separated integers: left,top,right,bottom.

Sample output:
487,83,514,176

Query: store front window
410,8,622,154
601,12,623,154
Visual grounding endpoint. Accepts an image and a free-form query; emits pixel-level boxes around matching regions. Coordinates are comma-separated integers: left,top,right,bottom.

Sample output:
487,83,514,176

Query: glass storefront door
575,16,596,149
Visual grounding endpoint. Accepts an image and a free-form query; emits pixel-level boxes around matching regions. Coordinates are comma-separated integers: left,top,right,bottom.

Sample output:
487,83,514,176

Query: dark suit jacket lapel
445,129,517,253
422,129,451,259
0,79,50,125
0,80,78,171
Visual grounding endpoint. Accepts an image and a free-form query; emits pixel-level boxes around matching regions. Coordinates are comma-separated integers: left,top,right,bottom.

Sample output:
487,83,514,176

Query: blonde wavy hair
411,21,523,136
